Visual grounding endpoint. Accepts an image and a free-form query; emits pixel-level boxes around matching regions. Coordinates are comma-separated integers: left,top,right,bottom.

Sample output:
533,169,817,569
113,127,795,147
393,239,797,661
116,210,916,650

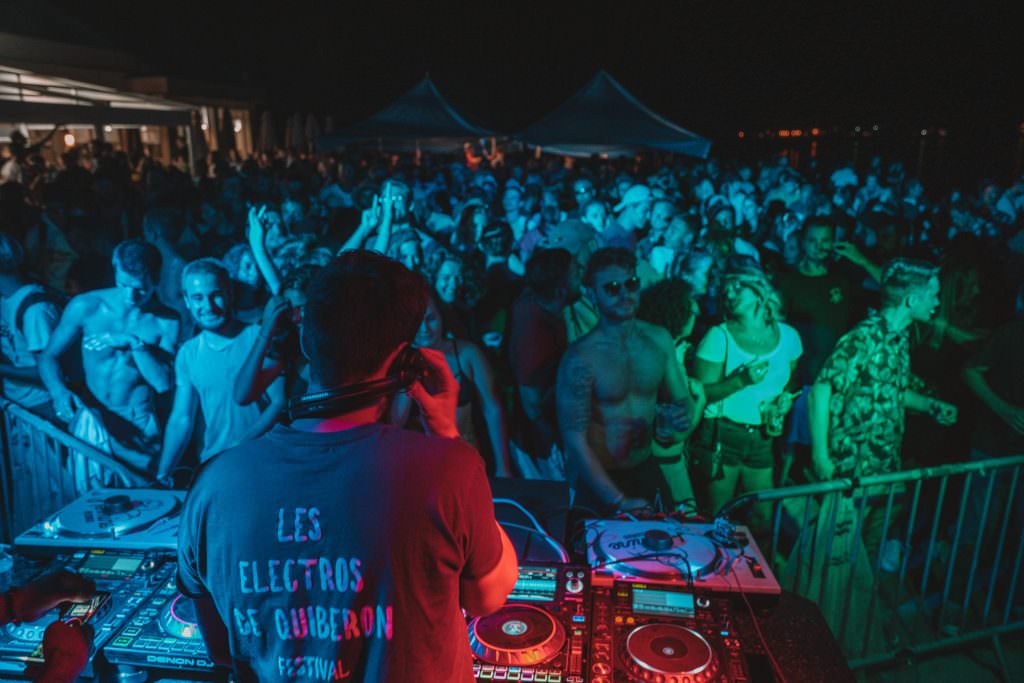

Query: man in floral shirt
810,258,958,482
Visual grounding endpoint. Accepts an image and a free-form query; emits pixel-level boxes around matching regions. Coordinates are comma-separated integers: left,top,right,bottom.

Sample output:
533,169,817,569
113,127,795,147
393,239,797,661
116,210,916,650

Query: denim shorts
696,418,774,470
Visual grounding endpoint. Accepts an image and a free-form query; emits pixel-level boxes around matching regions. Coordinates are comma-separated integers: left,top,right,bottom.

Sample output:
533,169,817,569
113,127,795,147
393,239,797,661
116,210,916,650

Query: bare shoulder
637,320,673,348
558,342,595,380
64,291,104,318
562,332,601,369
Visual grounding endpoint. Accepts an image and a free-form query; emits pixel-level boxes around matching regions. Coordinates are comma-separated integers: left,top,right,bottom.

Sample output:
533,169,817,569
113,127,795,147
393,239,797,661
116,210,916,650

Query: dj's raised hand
9,571,95,623
38,620,93,683
405,347,460,439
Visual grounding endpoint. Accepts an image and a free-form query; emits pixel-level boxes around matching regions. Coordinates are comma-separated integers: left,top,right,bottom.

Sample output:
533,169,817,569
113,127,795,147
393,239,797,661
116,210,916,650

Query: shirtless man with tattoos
39,239,179,472
556,247,695,512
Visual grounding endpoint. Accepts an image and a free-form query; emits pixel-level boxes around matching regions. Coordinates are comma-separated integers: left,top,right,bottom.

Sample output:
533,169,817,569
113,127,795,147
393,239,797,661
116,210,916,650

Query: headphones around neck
286,346,428,422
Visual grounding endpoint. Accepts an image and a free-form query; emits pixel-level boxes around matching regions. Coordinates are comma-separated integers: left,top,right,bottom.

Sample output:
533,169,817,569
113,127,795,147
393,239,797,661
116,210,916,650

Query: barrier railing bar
848,619,1024,670
770,500,783,567
1,399,153,486
861,483,897,658
938,472,973,628
894,479,923,618
984,468,1020,624
737,456,1024,506
818,491,841,608
1002,515,1024,625
837,486,870,645
790,495,813,594
919,475,948,601
962,469,997,632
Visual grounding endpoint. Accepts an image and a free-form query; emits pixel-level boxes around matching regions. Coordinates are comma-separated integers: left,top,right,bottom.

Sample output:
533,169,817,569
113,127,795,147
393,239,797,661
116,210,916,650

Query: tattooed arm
556,348,624,507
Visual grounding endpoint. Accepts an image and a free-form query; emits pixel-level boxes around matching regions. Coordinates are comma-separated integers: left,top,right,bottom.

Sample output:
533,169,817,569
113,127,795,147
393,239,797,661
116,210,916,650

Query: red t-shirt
508,293,567,390
178,423,503,682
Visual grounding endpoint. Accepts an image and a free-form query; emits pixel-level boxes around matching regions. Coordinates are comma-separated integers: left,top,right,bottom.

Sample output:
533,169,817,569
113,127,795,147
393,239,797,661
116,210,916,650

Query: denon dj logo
145,654,213,667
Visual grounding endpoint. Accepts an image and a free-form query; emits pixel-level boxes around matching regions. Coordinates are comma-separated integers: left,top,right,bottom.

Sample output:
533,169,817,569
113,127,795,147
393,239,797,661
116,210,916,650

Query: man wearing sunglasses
556,247,696,512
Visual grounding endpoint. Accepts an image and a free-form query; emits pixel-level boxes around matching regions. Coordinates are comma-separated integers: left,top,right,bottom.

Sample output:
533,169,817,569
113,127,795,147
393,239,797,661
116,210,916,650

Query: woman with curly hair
691,260,802,531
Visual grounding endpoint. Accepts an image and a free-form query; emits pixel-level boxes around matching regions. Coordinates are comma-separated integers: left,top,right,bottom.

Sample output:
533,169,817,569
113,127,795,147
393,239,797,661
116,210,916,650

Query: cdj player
589,581,775,682
0,549,167,679
103,571,223,677
468,564,590,682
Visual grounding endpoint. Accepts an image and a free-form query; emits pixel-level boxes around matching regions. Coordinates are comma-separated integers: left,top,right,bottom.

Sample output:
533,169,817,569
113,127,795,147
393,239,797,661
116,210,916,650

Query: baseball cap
613,184,653,213
540,219,597,256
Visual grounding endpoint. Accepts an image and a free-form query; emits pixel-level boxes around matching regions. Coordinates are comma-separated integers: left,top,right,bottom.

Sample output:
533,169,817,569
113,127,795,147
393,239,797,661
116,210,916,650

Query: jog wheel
161,594,201,640
624,623,721,682
468,603,565,666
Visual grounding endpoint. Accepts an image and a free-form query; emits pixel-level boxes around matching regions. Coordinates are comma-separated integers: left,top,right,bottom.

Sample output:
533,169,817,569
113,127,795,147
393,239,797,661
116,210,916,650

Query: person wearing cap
603,184,653,251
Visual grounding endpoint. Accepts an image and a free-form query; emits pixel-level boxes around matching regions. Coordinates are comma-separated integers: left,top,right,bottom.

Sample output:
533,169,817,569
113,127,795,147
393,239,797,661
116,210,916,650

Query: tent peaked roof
318,76,492,152
518,71,711,158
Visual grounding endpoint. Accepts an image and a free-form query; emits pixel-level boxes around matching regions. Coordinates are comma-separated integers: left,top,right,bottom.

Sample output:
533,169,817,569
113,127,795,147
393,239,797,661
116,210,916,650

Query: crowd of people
2,139,1024,520
3,134,1024,678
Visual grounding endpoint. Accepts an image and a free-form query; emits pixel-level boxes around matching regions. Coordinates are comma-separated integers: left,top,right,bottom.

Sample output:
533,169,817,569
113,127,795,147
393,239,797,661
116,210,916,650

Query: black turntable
468,564,590,682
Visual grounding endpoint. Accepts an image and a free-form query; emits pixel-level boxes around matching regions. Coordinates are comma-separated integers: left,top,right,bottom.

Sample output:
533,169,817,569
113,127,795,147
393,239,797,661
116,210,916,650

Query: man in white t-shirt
0,233,60,412
155,258,285,484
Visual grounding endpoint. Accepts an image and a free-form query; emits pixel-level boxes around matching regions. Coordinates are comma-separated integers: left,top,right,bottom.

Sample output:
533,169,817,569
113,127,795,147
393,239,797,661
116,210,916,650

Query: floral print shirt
816,313,910,477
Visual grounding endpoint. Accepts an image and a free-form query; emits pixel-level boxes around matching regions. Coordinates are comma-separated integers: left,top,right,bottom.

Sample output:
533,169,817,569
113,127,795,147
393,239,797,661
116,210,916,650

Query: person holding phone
177,252,517,681
692,261,802,532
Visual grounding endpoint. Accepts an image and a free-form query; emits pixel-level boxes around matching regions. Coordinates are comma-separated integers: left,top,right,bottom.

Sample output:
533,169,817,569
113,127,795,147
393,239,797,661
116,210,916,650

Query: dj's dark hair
584,247,636,287
112,239,162,281
637,279,695,339
525,248,572,301
302,250,429,386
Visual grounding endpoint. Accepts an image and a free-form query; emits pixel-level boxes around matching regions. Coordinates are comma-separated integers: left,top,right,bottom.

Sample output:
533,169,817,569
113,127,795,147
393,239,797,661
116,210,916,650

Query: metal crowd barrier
724,455,1024,677
0,398,153,543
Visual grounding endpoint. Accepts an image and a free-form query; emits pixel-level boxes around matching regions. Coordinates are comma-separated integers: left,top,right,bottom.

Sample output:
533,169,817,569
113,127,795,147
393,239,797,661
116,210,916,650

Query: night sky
19,1,1024,139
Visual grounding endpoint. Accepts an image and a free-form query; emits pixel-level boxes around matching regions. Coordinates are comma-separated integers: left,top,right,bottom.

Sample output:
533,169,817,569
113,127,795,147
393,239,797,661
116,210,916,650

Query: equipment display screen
78,552,142,577
632,588,695,617
509,566,558,602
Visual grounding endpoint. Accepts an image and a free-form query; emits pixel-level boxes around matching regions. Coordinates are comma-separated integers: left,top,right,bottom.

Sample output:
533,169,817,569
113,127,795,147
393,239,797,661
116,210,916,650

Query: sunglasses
600,276,641,297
